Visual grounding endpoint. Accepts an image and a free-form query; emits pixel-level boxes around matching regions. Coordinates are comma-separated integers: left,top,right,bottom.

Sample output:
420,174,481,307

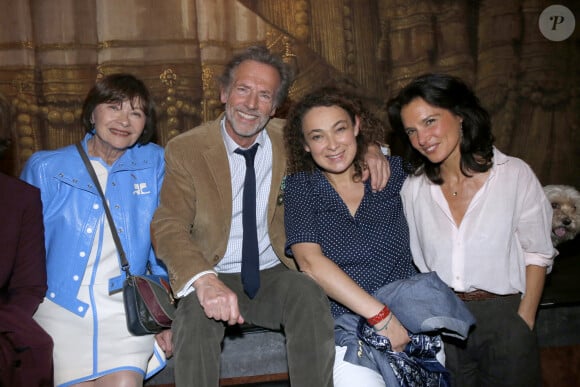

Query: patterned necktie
234,143,260,298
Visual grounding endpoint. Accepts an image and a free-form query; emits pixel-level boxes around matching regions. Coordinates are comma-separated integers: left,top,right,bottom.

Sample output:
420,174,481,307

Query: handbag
76,143,175,335
122,274,175,334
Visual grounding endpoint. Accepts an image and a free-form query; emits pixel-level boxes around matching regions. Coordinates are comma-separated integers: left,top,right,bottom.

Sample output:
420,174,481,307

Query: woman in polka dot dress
283,87,422,387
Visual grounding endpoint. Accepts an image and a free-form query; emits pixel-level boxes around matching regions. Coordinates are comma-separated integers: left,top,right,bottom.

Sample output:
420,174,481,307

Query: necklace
452,191,458,197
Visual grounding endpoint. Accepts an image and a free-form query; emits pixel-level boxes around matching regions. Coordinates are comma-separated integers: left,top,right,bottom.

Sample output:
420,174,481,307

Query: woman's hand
375,314,410,352
517,264,547,331
155,329,173,358
518,309,535,330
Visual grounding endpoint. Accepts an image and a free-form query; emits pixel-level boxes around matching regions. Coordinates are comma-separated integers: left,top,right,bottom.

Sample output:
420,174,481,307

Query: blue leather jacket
20,134,166,317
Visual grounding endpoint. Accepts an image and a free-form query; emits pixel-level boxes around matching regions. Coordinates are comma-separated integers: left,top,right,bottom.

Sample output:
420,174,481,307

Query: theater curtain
0,0,578,186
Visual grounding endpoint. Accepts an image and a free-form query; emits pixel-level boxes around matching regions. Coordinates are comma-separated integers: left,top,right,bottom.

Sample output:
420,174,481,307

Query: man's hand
155,329,173,358
194,274,244,326
362,144,390,192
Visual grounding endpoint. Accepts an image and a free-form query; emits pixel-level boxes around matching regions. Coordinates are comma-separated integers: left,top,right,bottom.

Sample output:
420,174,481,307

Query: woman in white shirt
387,73,556,387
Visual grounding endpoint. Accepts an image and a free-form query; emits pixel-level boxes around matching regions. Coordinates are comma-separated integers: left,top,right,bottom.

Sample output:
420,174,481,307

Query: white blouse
401,148,556,295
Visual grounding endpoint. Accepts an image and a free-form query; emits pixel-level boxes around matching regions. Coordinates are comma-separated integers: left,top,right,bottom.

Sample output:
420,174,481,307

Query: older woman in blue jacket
21,73,171,387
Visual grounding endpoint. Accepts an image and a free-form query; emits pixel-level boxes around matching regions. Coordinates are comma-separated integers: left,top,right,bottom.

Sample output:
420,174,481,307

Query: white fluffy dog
543,185,580,246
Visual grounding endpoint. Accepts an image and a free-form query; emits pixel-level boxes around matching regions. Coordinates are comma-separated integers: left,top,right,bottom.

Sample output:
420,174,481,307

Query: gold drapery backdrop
0,0,578,186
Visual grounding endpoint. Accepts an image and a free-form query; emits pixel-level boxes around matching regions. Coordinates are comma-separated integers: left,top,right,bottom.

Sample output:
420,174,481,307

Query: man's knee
172,294,225,385
173,293,226,348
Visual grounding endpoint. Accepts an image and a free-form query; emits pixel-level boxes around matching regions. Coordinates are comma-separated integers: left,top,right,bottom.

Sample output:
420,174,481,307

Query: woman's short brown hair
81,73,157,145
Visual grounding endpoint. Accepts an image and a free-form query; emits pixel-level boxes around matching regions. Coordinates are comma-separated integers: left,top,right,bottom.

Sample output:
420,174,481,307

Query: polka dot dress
284,156,417,318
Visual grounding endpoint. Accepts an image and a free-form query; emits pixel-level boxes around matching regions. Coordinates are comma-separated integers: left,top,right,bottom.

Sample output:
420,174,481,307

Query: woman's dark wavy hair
81,73,157,145
218,45,294,109
285,86,386,180
387,73,494,184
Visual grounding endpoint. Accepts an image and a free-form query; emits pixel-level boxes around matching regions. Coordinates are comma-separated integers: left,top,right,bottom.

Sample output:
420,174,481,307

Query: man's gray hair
218,45,294,108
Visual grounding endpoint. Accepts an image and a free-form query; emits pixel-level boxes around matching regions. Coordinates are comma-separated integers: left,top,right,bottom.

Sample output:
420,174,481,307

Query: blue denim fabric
372,272,475,339
335,272,475,386
357,320,449,387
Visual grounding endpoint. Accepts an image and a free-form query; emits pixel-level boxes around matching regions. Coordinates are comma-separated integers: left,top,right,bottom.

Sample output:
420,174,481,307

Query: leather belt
454,289,512,302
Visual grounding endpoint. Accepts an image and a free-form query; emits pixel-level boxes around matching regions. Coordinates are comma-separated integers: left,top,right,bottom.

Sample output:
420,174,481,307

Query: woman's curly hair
284,86,386,180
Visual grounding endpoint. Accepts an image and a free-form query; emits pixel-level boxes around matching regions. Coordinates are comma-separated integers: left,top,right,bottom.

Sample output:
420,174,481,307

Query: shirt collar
310,168,373,194
492,146,509,166
486,146,508,183
220,117,265,155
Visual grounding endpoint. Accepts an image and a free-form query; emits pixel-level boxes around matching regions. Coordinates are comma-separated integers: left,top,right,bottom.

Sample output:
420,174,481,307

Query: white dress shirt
216,120,280,273
401,148,556,295
176,121,280,298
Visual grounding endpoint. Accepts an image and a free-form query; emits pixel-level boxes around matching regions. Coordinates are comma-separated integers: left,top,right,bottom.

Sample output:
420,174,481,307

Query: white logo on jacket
133,183,151,195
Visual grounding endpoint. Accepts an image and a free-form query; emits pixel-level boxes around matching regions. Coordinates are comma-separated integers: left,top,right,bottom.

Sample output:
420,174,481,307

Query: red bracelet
367,305,391,326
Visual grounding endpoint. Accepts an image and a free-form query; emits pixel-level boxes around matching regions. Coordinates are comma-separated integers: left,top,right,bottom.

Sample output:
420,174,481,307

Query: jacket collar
55,133,156,192
198,113,287,225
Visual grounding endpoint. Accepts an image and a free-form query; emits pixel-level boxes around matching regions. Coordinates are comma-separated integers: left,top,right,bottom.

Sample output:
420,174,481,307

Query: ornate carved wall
0,0,578,187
